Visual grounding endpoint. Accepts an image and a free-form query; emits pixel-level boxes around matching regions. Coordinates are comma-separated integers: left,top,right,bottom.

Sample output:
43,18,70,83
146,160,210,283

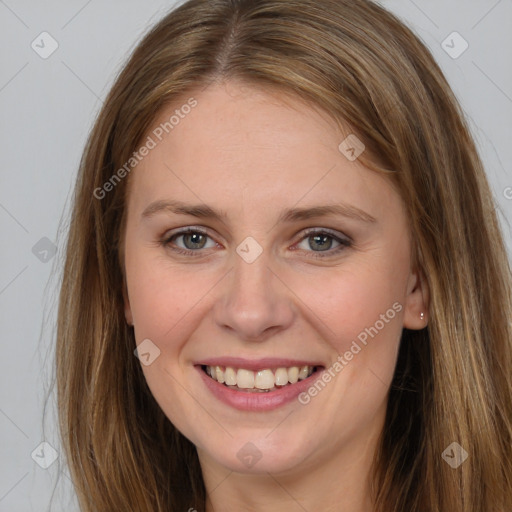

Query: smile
195,359,325,411
202,365,317,392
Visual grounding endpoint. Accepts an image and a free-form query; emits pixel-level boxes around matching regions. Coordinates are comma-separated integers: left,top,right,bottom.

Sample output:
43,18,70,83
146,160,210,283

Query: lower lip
195,365,323,412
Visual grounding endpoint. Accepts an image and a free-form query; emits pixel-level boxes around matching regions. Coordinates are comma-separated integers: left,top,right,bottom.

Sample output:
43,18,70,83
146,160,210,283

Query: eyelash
160,227,352,259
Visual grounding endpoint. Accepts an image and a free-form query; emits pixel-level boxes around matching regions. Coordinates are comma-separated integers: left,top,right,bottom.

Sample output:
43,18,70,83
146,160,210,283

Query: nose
213,246,295,342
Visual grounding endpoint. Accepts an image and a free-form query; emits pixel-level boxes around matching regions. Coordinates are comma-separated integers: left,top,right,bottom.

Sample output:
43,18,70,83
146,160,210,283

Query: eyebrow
141,199,377,224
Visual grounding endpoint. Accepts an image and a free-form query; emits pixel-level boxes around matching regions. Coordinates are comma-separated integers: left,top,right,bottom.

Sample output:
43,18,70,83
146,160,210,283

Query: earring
420,312,426,323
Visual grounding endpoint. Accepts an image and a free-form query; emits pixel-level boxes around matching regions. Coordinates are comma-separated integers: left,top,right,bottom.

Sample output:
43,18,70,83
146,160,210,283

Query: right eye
161,227,219,256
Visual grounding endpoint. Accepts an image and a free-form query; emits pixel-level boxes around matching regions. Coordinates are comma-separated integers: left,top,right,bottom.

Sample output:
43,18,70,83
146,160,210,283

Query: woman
55,0,512,510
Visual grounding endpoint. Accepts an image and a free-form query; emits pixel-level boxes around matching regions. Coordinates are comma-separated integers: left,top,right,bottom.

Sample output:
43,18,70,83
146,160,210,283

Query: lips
196,357,325,372
195,357,325,411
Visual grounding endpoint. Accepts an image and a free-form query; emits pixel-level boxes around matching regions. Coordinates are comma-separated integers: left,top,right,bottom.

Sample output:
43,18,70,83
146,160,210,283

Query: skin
122,80,429,512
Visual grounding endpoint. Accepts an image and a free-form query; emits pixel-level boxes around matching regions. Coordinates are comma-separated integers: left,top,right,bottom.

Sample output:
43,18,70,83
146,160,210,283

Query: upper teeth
205,365,315,389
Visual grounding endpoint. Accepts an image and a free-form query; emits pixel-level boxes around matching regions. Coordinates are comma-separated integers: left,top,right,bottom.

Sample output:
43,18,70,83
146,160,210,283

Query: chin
199,430,317,475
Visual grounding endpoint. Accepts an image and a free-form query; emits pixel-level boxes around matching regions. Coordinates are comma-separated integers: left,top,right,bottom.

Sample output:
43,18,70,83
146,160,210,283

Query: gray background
0,0,511,510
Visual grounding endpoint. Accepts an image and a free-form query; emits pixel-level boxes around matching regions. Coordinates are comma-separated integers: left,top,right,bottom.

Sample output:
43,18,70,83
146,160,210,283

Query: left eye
296,231,343,252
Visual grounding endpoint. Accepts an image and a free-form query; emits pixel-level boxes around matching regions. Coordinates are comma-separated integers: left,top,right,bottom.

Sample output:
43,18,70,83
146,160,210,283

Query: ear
402,265,429,329
122,278,134,326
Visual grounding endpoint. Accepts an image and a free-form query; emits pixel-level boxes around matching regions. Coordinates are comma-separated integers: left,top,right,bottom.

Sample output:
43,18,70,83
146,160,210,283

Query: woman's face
122,81,427,477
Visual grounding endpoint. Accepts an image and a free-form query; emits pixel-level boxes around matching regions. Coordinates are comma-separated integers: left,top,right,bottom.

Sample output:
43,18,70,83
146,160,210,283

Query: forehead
126,81,398,223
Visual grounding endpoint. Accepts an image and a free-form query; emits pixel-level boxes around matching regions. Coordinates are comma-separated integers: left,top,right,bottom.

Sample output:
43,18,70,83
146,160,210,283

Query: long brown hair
54,0,512,510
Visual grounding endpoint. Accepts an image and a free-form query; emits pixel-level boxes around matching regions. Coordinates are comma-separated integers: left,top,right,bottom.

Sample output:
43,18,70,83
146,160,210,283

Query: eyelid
162,226,217,248
162,225,351,242
297,227,352,243
161,225,352,257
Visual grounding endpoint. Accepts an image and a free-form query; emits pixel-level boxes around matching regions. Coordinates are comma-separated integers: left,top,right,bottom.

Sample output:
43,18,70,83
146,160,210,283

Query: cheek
125,245,212,338
287,250,408,404
126,257,210,434
303,262,406,346
127,247,408,349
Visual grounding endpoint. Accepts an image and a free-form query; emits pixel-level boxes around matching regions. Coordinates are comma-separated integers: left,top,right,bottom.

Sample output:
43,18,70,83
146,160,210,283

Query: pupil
310,234,331,251
185,233,205,249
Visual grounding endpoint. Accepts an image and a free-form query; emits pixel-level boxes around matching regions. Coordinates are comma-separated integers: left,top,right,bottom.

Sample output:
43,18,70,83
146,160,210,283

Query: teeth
215,366,224,384
288,366,299,384
255,369,275,390
204,364,315,390
237,369,255,389
298,366,309,380
224,366,237,385
275,367,289,386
